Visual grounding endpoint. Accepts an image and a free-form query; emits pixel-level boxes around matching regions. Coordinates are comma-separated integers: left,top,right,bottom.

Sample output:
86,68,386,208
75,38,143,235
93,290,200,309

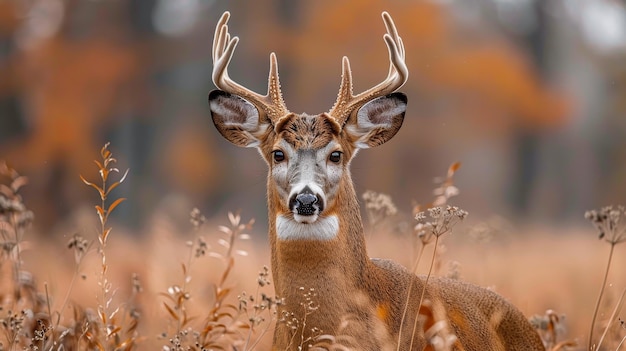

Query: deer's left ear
346,92,407,148
209,89,270,148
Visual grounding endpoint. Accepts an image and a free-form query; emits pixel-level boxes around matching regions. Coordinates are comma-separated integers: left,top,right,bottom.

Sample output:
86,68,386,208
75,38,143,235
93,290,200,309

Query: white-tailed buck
209,11,545,351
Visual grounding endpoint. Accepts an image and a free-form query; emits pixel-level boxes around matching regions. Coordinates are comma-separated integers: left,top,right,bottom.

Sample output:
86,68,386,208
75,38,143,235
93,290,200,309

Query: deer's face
268,113,347,224
209,90,407,226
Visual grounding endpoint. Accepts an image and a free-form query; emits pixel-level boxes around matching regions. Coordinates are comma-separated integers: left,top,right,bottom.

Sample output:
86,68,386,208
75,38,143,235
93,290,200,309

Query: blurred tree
7,0,623,231
0,1,23,142
0,1,139,227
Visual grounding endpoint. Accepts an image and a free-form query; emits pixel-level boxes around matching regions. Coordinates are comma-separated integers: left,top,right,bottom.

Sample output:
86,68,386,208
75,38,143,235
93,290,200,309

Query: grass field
1,145,624,350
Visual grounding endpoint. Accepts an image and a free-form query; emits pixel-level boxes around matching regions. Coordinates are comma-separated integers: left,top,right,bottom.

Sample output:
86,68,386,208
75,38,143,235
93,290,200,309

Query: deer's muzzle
289,186,324,219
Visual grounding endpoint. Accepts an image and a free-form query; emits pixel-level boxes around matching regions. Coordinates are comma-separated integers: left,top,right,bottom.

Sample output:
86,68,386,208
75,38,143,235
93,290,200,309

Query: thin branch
595,287,626,351
588,243,616,351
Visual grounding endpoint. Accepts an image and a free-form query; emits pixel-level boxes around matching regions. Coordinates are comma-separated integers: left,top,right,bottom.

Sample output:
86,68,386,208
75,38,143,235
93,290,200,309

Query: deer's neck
267,179,376,348
267,178,370,300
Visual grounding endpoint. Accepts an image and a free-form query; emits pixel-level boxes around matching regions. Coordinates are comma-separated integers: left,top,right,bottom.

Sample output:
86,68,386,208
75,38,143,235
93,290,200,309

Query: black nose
296,193,317,207
290,187,323,216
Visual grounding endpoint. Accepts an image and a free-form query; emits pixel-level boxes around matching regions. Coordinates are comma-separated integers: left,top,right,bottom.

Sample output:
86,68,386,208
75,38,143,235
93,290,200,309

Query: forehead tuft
278,114,338,149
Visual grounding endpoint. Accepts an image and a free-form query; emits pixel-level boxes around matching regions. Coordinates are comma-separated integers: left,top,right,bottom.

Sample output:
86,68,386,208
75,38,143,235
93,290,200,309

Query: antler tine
212,12,289,123
329,11,408,126
212,12,230,63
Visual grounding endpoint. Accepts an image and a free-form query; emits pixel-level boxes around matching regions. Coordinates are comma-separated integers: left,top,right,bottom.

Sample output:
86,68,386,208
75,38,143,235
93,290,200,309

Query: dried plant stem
245,324,273,351
552,340,579,351
45,283,57,348
10,212,22,296
617,335,626,351
98,173,111,339
595,287,626,351
298,302,313,350
242,284,267,351
588,242,616,351
55,259,82,330
81,143,129,347
396,243,426,351
242,284,261,350
179,243,195,334
409,235,440,351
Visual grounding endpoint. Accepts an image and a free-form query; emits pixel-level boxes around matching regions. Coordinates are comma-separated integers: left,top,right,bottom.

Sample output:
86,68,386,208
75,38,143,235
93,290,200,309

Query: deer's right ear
209,90,268,148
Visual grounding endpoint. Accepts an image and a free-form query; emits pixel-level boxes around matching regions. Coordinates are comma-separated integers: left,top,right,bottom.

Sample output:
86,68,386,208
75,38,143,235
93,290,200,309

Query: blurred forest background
1,0,625,233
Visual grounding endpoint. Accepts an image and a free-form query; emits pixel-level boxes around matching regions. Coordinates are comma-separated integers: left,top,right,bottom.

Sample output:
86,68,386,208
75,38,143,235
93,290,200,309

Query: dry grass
1,145,625,350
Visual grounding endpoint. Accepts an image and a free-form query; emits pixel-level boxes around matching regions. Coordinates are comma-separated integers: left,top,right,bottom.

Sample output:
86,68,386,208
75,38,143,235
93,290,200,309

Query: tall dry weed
585,206,626,351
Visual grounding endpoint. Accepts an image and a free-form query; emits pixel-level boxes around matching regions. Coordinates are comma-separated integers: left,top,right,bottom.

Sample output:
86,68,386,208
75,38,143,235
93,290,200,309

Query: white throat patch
276,215,339,241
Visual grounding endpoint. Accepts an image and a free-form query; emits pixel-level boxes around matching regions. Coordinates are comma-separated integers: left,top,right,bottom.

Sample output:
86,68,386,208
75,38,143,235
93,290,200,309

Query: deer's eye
329,151,342,163
273,150,285,163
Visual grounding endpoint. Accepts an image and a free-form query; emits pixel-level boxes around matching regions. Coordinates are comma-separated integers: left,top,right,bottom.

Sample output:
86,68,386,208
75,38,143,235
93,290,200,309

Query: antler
329,12,408,126
212,12,289,123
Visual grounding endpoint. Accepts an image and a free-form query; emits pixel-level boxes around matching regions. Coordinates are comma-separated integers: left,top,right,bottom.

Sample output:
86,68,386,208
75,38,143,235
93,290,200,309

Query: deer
208,11,545,351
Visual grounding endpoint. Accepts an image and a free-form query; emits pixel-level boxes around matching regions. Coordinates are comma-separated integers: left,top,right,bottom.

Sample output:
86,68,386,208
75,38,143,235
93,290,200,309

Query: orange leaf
102,227,112,243
99,309,107,324
214,311,236,321
80,175,104,197
101,144,111,160
107,197,126,215
95,205,106,224
116,338,135,350
119,168,129,183
105,181,121,197
158,293,178,305
107,326,122,336
163,302,179,320
447,161,461,177
85,332,106,351
94,159,104,170
223,303,240,312
126,318,139,333
100,168,109,182
216,287,231,301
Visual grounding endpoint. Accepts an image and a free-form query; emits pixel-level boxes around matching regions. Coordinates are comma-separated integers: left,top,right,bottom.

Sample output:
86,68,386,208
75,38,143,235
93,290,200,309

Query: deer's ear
209,90,269,148
347,92,407,149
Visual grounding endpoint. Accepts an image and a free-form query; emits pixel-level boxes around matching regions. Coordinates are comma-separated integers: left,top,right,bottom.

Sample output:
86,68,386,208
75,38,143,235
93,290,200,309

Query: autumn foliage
0,1,572,228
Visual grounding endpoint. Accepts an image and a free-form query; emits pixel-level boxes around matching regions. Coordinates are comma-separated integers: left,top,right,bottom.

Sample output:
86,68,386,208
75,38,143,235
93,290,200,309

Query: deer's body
208,12,545,351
